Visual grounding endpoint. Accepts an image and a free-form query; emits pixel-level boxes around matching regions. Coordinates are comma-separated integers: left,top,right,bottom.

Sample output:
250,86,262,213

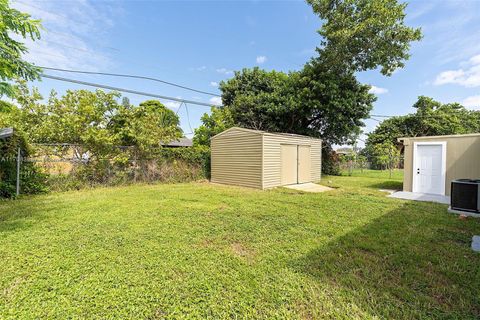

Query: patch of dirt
2,277,23,300
217,204,229,211
196,238,215,248
231,242,255,262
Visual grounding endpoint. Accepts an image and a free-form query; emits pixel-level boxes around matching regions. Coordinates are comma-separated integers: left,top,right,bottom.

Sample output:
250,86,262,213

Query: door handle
416,168,420,174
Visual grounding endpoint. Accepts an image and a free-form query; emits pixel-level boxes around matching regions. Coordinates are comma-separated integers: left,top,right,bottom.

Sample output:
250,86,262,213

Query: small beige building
399,133,480,196
211,127,322,189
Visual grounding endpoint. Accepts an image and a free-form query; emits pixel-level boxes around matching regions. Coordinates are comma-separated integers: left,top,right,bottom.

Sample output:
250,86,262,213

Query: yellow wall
402,134,480,195
211,128,263,189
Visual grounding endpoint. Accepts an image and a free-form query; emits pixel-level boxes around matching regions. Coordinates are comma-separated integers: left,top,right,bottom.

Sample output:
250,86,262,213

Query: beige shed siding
262,134,322,189
402,135,480,195
211,128,263,189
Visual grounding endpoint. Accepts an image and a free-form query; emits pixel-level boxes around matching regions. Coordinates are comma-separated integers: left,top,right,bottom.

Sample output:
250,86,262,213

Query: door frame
412,141,447,195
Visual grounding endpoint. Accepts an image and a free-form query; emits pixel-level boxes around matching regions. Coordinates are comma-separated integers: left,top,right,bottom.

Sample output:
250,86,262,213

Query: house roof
211,127,322,141
398,132,480,142
164,137,193,147
0,128,13,139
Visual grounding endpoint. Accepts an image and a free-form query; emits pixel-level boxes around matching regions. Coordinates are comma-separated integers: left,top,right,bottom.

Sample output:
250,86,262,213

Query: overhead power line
41,74,221,108
370,113,479,120
40,66,221,97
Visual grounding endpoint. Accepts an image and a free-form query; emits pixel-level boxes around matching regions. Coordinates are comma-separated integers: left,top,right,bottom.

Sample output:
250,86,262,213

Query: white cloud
216,68,233,75
469,54,480,65
256,55,267,64
164,99,182,111
210,81,218,87
11,0,120,71
462,95,480,109
368,85,388,95
434,53,480,87
209,97,222,106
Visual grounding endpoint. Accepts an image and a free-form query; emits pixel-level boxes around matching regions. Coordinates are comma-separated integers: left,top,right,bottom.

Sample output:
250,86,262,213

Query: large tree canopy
207,66,375,146
0,0,42,97
218,68,299,132
112,100,183,152
295,59,375,144
307,0,422,75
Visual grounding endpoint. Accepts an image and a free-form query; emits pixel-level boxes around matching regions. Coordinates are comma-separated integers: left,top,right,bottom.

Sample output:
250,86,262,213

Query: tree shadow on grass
293,201,480,318
367,180,403,190
0,197,54,233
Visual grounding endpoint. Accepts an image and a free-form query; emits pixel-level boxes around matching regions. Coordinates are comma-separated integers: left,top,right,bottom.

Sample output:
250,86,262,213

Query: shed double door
281,144,311,185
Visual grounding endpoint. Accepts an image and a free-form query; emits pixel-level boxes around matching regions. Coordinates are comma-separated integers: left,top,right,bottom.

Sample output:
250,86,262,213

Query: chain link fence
338,154,404,177
2,143,209,197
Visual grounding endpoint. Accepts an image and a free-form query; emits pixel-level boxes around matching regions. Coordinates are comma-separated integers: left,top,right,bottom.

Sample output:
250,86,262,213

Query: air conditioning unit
451,179,480,213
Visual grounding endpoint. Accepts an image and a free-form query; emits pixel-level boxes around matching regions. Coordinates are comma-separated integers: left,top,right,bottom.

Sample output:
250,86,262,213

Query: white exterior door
281,144,298,185
298,146,311,183
413,143,446,195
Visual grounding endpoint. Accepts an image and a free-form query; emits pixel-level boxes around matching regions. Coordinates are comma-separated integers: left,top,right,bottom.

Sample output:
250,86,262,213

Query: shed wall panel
262,135,321,189
211,129,263,189
402,135,480,195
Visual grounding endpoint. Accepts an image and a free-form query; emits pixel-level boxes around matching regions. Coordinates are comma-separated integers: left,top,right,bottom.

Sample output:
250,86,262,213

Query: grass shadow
367,180,403,190
293,201,480,318
0,196,57,233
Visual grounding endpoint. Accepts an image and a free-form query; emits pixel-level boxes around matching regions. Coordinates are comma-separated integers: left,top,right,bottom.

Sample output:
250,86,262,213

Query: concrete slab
388,191,450,204
379,189,397,195
284,183,333,193
472,236,480,252
448,207,480,218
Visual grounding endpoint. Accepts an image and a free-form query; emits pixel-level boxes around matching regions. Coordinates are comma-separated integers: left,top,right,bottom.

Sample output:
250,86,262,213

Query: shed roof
0,128,13,139
398,132,480,143
211,127,322,141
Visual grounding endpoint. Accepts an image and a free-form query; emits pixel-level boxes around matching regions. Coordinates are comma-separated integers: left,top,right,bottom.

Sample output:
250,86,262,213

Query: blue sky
12,0,480,144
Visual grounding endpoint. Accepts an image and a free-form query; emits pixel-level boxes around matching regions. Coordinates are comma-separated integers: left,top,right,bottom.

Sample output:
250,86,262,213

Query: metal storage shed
211,127,322,189
399,133,480,196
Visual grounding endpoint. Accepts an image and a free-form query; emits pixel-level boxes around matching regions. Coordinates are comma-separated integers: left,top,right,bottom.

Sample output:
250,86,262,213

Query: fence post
16,146,21,196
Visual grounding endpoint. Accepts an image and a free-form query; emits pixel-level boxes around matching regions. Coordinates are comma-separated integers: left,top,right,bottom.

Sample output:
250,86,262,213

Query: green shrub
0,130,47,198
45,146,211,192
322,146,341,176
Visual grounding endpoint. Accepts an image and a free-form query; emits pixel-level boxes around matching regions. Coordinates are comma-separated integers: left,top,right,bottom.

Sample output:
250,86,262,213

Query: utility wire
175,102,183,115
41,74,221,107
40,66,221,97
369,113,479,119
184,102,194,133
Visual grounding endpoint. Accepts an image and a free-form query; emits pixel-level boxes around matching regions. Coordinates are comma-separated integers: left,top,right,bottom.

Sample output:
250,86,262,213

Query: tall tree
0,0,42,97
213,66,375,146
122,100,183,151
295,59,375,145
193,106,234,147
307,0,422,75
219,68,296,132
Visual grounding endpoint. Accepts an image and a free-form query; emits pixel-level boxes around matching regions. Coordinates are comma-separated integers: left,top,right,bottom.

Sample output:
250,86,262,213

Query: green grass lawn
341,168,404,181
1,176,479,319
